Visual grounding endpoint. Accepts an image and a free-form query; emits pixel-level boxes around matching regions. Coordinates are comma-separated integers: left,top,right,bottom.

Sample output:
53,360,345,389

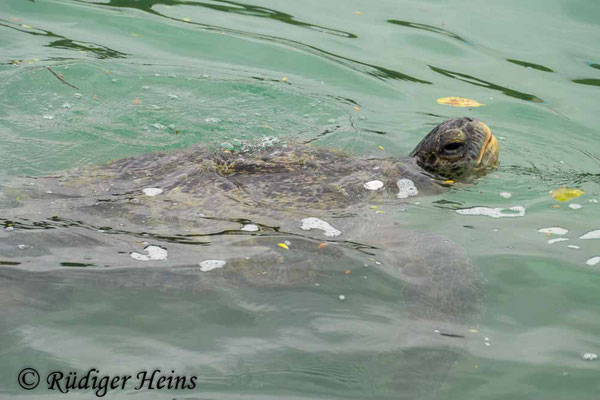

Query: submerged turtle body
0,117,498,399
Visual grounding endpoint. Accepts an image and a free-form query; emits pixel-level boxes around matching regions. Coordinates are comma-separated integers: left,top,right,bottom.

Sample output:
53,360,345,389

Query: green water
1,0,600,398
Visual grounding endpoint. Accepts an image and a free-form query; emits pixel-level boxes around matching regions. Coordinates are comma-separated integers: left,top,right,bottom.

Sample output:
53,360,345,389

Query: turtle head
409,117,499,180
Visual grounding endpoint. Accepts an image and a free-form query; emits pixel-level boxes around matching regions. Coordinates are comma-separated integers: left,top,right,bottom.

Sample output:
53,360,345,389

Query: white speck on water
142,86,150,89
457,206,526,218
580,230,600,240
199,259,226,272
548,238,569,244
300,217,341,237
241,224,259,232
364,180,384,191
485,342,491,346
492,229,499,232
130,245,168,261
568,204,582,210
315,283,320,286
434,329,440,333
17,244,28,250
538,227,568,235
396,179,418,199
567,245,580,249
499,192,512,199
168,94,179,99
485,337,490,341
338,294,346,301
152,123,165,129
586,257,600,266
559,160,565,164
284,240,291,246
583,352,598,360
43,115,54,120
142,188,163,196
62,103,72,109
46,191,52,194
204,117,221,123
5,226,14,231
589,199,599,203
74,93,82,97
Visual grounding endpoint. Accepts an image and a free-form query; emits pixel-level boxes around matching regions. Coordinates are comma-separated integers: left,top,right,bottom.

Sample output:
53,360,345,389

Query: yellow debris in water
345,270,351,274
378,145,385,151
354,106,361,111
552,204,561,208
132,33,141,37
375,210,385,214
369,205,378,209
278,243,289,250
354,11,363,15
469,329,479,333
436,97,484,107
183,17,191,22
281,77,288,82
318,243,327,249
551,187,584,202
21,24,33,29
443,180,455,184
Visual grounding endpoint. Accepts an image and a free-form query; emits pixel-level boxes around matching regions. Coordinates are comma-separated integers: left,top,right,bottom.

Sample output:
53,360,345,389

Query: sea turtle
0,117,498,398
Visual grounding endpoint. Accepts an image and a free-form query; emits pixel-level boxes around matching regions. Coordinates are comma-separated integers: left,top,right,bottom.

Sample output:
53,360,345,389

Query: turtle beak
475,122,499,168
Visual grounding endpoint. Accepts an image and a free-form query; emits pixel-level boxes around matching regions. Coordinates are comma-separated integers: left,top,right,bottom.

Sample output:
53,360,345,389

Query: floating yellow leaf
353,106,361,111
280,77,288,82
375,210,385,214
21,24,33,29
378,145,385,151
443,180,455,184
436,97,484,107
277,243,289,250
345,270,351,274
183,17,191,22
369,205,378,209
469,329,479,333
132,33,141,37
551,187,584,202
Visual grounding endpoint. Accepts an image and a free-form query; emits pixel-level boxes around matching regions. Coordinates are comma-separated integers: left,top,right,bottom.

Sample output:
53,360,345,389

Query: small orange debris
354,11,363,15
318,243,328,249
133,97,140,105
353,106,360,111
345,270,351,274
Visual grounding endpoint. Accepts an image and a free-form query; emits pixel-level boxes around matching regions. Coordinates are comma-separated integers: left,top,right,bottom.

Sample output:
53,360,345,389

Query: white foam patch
583,352,598,360
241,224,259,232
538,227,568,235
568,204,582,210
586,257,600,266
300,217,341,237
580,230,600,240
396,179,418,199
567,245,580,250
142,187,163,196
130,245,168,261
547,238,569,244
456,206,525,218
364,180,384,191
499,192,512,199
199,259,226,272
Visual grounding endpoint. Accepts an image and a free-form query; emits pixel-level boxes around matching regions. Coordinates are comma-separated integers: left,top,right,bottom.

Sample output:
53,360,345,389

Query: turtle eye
442,142,464,153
